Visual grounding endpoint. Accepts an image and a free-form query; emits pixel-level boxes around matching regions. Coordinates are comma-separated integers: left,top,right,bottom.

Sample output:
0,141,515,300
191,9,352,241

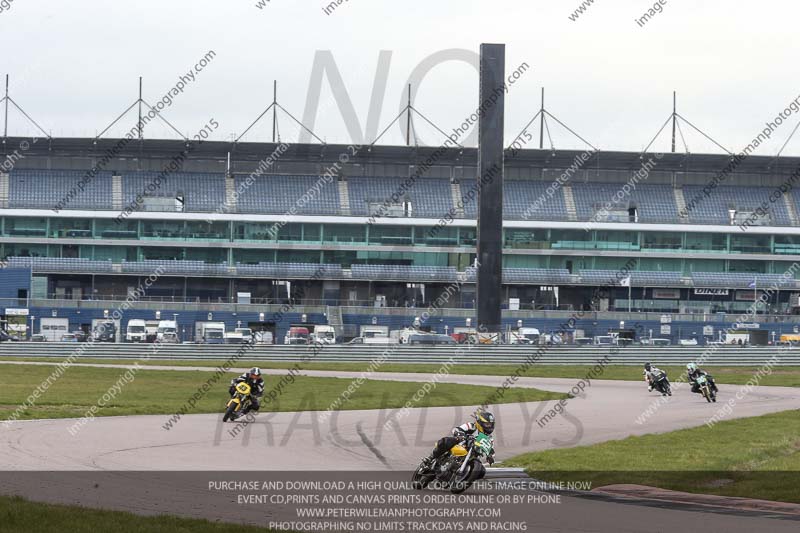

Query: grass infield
0,364,565,421
4,358,799,387
0,495,281,533
504,410,800,503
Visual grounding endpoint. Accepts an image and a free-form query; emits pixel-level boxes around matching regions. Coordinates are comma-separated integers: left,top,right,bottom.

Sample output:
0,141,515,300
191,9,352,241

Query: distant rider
422,409,496,467
229,367,265,416
643,362,666,392
686,363,718,394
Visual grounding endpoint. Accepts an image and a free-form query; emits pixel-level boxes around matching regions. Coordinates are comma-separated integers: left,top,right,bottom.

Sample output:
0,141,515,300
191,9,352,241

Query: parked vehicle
254,331,274,344
311,325,337,345
30,334,46,342
510,327,541,345
285,326,310,345
126,319,147,343
225,331,245,344
92,320,117,343
0,329,20,342
195,321,226,344
641,338,671,346
347,336,398,345
235,327,254,344
408,333,456,345
60,333,79,342
157,320,179,343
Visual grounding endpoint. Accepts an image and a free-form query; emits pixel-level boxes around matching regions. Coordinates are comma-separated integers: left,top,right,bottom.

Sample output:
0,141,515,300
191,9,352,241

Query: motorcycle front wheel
223,403,238,422
411,464,434,490
449,463,476,494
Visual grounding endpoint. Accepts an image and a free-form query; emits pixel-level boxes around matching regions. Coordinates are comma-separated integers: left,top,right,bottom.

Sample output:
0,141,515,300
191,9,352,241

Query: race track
2,363,799,531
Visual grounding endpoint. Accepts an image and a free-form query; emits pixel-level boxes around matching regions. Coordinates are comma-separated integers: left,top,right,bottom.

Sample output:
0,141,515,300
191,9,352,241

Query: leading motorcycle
223,382,252,422
412,432,494,494
652,371,672,396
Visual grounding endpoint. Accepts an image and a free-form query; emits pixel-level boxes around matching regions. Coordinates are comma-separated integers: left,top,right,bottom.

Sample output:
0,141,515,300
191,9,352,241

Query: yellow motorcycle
223,382,252,422
412,432,494,494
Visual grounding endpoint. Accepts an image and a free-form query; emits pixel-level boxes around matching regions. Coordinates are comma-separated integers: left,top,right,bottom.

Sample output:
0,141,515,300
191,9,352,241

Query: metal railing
0,343,796,366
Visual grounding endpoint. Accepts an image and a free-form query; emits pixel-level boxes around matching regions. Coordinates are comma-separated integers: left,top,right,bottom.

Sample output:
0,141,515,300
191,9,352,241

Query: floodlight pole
539,87,545,149
138,77,143,141
406,84,412,146
272,80,277,143
671,91,676,153
3,74,8,139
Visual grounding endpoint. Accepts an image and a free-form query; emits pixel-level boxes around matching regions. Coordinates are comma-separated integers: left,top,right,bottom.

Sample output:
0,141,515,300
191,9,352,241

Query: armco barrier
0,343,797,366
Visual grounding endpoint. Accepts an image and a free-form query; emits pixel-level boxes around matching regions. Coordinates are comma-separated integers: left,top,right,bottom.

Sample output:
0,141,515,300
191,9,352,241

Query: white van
126,319,147,342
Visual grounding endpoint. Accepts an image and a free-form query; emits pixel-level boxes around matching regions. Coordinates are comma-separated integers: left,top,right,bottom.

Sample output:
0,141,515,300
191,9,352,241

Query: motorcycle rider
229,367,265,416
421,408,496,467
686,362,718,394
643,362,667,392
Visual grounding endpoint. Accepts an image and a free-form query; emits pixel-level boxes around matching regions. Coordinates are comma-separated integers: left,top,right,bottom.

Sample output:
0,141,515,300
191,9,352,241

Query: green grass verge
504,410,800,503
0,495,280,533
5,358,800,387
0,364,565,421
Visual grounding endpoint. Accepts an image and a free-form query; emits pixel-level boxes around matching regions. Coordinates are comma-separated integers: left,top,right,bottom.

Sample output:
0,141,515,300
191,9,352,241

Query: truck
157,320,179,343
254,330,274,344
145,320,160,343
194,321,226,344
284,326,310,345
311,325,337,345
225,331,245,344
125,319,147,343
360,325,389,339
235,327,253,344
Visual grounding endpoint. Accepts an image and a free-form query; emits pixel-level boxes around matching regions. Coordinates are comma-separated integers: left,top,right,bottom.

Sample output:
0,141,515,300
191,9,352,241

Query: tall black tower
476,43,505,335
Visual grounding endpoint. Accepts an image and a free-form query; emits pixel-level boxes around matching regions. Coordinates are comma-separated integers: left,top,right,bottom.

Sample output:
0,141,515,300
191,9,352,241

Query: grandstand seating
7,256,114,272
682,185,793,225
350,264,456,282
571,183,679,223
10,170,113,210
690,271,799,289
234,262,343,278
8,169,800,227
122,172,225,213
234,175,340,215
579,270,683,286
347,177,452,218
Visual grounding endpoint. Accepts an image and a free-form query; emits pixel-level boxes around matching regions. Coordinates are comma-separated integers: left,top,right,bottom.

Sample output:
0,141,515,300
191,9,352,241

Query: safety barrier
0,343,797,366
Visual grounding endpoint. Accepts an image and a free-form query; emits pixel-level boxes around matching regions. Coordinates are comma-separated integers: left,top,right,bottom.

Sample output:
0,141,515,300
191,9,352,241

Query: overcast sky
1,0,798,155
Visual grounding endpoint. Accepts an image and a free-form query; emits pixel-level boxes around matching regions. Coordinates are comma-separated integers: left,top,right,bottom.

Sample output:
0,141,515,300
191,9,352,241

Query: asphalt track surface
2,362,799,532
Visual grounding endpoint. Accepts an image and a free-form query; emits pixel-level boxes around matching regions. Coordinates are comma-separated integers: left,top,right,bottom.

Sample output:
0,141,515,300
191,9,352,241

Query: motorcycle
652,371,672,396
223,382,252,422
696,374,716,403
412,432,494,494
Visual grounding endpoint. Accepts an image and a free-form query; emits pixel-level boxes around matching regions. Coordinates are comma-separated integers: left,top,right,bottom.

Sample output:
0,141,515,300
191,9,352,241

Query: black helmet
644,362,652,371
248,367,263,381
474,409,495,435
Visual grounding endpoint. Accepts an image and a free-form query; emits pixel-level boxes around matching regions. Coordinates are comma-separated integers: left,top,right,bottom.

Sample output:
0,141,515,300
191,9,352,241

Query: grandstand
2,138,800,343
